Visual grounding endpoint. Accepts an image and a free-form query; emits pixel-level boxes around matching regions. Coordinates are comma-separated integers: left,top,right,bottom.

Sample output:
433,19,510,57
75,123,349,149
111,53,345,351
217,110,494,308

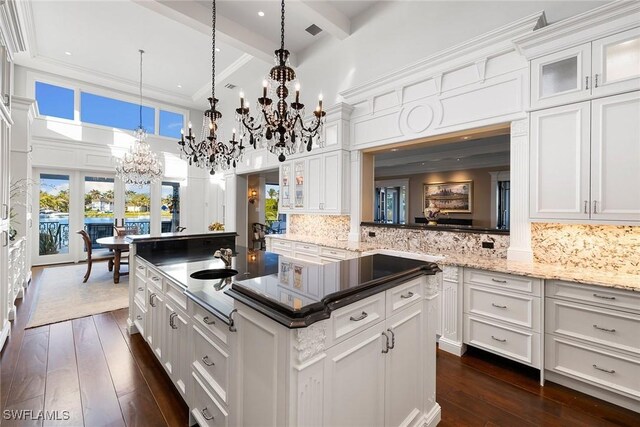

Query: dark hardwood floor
1,266,638,426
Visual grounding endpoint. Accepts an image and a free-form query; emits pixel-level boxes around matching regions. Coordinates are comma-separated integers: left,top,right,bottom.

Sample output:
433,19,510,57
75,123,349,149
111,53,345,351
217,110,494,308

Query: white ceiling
375,135,511,177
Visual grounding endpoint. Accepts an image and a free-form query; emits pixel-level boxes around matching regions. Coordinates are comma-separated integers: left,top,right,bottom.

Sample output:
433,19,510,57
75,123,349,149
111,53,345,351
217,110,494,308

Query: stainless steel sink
190,269,238,280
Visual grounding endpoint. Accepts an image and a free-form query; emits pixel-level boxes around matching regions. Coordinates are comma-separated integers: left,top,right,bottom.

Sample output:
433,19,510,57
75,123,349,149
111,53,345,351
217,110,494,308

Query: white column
348,150,361,242
507,118,533,261
224,172,237,233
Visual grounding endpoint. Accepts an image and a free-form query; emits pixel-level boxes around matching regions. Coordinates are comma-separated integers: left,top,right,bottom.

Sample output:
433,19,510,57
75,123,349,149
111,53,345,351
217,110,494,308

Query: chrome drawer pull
491,303,507,309
152,276,160,281
592,364,615,374
203,316,215,325
593,324,616,333
400,291,414,299
387,328,395,349
381,331,390,354
491,335,507,343
137,265,144,270
149,293,157,307
350,311,368,322
593,293,615,300
137,287,144,292
136,315,142,320
202,355,215,367
201,407,214,421
491,278,507,284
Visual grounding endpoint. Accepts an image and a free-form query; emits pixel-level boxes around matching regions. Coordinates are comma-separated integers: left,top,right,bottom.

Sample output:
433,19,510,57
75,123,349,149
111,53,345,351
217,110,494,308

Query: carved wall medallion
294,321,327,362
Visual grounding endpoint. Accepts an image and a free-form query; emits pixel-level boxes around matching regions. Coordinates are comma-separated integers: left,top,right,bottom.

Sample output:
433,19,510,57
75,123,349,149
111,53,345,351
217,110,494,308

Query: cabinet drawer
546,335,640,400
193,325,230,404
465,284,541,331
547,281,640,314
147,272,163,290
464,314,540,367
133,300,146,337
546,298,640,356
294,242,319,255
134,280,146,306
386,277,423,317
165,279,188,312
331,293,385,344
271,239,293,251
191,371,229,427
134,259,147,276
320,246,348,260
291,252,323,264
464,269,540,295
191,302,230,346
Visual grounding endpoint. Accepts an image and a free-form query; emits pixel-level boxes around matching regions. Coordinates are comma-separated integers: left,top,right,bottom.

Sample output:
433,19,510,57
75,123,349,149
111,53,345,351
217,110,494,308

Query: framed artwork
423,181,473,213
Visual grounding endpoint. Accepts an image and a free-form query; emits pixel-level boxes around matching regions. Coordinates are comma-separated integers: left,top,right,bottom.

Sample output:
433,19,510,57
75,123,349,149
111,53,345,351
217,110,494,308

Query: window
35,82,74,120
159,110,184,138
125,184,151,234
39,173,70,255
81,92,155,132
161,182,180,232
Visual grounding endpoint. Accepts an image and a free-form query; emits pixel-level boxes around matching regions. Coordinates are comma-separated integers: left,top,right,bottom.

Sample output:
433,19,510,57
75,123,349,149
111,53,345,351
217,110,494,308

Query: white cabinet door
592,27,640,98
591,91,640,221
165,302,189,399
530,102,591,219
279,162,292,213
306,156,322,211
324,321,386,427
385,303,425,427
163,303,176,376
322,151,340,212
531,43,592,109
148,289,164,361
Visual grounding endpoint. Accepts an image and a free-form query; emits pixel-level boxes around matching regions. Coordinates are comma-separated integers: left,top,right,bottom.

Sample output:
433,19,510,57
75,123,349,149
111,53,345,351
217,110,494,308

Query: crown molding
513,1,640,59
324,102,354,121
0,0,30,59
11,95,38,119
339,11,545,103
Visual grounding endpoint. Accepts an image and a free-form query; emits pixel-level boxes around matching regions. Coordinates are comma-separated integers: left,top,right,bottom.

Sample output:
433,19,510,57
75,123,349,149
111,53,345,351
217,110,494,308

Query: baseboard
127,317,139,335
422,403,441,427
545,370,640,413
438,338,467,356
0,320,11,352
7,305,15,321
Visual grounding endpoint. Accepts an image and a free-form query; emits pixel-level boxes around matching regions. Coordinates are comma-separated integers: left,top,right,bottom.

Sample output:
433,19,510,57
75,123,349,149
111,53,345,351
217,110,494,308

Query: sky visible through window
35,82,74,120
81,92,155,131
160,110,184,138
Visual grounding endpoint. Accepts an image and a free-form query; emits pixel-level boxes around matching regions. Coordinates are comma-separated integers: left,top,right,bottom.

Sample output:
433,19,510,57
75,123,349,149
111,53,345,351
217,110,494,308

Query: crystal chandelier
115,49,163,186
235,0,325,162
179,0,244,175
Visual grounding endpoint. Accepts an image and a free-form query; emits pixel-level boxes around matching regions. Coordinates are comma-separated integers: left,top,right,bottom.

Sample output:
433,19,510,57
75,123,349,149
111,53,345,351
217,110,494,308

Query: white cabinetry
530,91,640,222
531,27,640,110
545,280,640,412
279,150,350,214
265,236,360,264
438,265,466,356
463,269,543,370
233,275,440,427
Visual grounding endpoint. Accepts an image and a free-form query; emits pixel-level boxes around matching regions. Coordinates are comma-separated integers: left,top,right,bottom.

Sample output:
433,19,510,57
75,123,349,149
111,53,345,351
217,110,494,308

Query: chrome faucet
214,248,234,268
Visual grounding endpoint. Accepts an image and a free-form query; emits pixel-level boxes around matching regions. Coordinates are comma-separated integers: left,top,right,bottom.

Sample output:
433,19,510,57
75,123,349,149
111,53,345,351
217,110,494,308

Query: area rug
26,263,129,329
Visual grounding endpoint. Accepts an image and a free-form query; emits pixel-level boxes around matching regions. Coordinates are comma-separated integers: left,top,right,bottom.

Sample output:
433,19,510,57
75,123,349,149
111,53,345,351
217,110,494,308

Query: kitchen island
127,234,442,427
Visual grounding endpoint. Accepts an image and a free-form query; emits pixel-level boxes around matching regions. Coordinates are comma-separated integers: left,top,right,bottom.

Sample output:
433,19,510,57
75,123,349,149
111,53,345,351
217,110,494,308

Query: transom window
81,92,155,131
35,82,74,120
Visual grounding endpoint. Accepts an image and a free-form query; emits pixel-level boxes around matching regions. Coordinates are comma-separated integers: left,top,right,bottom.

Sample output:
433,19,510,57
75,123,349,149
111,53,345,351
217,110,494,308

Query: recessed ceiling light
216,47,220,52
462,136,469,140
390,148,399,152
64,51,72,56
177,84,182,88
258,11,265,17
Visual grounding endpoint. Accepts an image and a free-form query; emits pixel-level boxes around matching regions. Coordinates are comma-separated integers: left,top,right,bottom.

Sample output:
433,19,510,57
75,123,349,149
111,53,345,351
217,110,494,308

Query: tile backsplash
289,214,350,240
360,225,509,258
531,223,640,274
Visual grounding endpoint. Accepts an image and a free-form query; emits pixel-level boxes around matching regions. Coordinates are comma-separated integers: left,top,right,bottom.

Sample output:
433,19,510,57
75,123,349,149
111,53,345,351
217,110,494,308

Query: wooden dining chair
77,230,115,283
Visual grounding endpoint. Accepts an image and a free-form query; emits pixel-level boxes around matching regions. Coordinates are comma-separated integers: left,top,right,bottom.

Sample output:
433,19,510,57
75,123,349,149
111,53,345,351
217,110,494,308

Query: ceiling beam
134,0,282,65
192,53,253,103
295,0,351,40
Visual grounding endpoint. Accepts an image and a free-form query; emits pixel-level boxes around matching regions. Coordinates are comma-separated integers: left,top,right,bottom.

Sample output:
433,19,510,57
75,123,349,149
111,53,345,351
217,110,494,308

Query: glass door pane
125,184,150,235
84,176,114,252
38,173,70,256
161,181,180,233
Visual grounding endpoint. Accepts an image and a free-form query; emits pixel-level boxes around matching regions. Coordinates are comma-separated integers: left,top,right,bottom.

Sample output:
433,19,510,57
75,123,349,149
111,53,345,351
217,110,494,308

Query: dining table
96,236,130,284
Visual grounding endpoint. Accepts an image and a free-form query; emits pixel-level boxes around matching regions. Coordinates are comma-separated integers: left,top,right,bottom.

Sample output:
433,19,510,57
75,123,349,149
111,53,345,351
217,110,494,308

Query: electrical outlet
368,231,376,237
482,241,494,249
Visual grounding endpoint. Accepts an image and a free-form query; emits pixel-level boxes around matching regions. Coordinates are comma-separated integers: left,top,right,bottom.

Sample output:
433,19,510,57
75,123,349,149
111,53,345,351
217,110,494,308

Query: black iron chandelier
178,0,244,175
235,0,325,162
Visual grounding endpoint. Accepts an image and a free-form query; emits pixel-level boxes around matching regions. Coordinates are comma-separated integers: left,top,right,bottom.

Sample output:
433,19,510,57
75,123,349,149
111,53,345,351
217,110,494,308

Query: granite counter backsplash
360,225,509,258
531,223,640,274
289,214,350,240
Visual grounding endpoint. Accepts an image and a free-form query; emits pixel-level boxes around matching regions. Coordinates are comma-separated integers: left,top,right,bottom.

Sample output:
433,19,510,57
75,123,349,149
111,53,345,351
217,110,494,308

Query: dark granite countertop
125,231,237,244
361,221,510,235
139,246,440,329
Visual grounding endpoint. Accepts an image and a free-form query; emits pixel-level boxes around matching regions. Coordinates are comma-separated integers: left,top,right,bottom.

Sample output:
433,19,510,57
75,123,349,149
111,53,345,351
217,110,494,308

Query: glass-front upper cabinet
531,43,592,109
592,27,640,97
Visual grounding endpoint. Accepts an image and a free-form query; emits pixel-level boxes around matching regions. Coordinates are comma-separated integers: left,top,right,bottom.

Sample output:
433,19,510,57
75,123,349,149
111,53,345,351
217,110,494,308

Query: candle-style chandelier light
115,49,163,186
178,0,244,175
235,0,325,162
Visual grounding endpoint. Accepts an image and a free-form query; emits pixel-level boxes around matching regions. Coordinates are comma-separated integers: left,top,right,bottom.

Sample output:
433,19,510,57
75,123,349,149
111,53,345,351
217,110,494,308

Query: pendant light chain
212,0,216,101
138,49,144,129
280,0,285,51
